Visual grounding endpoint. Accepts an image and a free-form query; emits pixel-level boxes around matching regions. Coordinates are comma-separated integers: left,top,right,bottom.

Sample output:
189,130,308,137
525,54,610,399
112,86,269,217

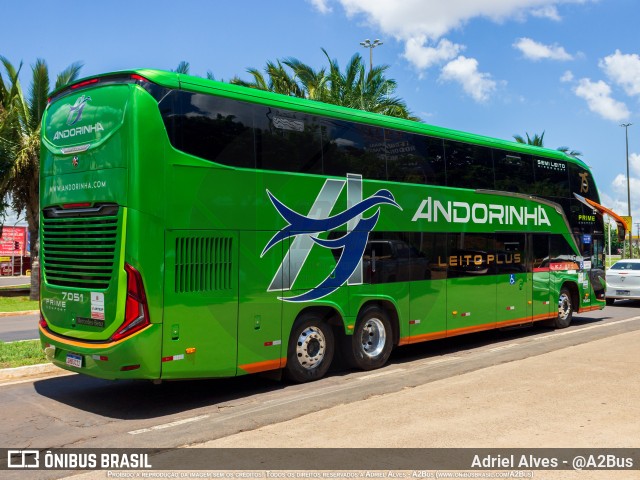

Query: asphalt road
0,274,30,287
0,313,38,342
1,302,639,480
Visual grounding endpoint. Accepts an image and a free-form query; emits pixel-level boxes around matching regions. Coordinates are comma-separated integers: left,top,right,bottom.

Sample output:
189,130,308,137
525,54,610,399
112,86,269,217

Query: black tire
343,305,393,371
606,298,615,306
555,286,573,329
284,313,334,383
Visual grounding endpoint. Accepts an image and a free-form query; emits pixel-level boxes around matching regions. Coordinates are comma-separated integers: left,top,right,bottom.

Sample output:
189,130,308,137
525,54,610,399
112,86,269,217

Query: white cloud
560,70,574,82
600,49,640,97
440,56,497,102
307,0,332,14
513,37,573,61
630,152,640,177
574,78,630,122
403,38,463,70
530,5,562,20
335,0,590,41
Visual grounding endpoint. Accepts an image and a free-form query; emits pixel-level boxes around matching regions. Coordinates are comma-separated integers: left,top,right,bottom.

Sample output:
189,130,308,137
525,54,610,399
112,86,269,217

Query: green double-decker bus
39,69,614,382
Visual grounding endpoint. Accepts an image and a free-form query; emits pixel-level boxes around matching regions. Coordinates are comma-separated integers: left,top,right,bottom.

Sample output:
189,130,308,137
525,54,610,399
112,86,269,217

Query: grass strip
0,295,39,313
0,339,46,369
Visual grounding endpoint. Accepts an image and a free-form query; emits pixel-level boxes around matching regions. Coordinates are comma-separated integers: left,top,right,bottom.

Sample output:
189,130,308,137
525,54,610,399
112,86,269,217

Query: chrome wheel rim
295,326,326,370
558,293,571,320
360,317,387,358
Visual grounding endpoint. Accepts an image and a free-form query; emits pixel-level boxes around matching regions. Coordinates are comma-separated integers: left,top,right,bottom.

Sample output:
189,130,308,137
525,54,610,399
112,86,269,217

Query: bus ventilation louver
42,208,118,289
175,236,233,293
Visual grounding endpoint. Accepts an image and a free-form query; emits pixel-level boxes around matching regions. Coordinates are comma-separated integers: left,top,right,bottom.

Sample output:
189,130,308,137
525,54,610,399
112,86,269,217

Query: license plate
616,290,631,296
66,353,83,368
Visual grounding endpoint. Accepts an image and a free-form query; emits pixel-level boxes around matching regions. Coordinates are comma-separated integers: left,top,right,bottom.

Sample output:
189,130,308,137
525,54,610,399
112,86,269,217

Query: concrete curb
0,362,67,382
0,309,39,318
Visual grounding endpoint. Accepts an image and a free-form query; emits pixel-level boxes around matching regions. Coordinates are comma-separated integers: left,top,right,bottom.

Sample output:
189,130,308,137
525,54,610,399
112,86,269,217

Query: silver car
605,259,640,305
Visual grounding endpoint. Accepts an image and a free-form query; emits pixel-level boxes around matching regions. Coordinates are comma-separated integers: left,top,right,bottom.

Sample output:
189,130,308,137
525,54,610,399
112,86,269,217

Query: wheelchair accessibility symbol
509,274,516,285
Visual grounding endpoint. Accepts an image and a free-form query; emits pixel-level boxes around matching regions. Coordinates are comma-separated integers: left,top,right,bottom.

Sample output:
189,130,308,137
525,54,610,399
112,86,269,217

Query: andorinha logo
66,95,91,125
53,123,104,141
412,197,551,227
52,95,104,141
263,174,401,302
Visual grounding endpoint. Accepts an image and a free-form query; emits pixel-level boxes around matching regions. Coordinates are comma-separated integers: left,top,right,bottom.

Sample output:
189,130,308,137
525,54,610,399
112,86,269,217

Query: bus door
495,233,531,327
162,230,239,378
446,233,497,336
531,234,552,321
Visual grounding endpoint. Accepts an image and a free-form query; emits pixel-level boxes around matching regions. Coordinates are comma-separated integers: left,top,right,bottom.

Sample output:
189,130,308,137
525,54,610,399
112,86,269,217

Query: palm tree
231,49,417,120
557,146,582,158
0,57,82,299
514,131,582,158
513,131,545,147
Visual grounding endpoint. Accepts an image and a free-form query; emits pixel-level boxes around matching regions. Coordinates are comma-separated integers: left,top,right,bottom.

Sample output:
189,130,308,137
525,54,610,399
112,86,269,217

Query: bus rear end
38,72,174,379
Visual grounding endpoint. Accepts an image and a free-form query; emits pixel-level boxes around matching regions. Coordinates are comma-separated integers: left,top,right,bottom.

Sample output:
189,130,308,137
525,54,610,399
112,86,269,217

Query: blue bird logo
262,186,402,302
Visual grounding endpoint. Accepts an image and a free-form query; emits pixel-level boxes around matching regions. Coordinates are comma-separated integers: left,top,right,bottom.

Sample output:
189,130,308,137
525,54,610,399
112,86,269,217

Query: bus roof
51,68,591,170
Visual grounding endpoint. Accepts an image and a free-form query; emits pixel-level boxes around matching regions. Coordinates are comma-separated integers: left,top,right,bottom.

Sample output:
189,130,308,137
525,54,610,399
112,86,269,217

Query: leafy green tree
0,57,82,299
231,49,417,120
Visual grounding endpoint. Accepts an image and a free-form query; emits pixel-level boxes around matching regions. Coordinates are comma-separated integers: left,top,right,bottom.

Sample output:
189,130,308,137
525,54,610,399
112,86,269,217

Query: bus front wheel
285,314,334,383
343,305,393,371
555,287,573,329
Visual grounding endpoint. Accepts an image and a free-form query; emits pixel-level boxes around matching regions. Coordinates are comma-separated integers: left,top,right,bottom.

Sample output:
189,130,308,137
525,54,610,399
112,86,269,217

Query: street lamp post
621,123,632,258
360,38,383,71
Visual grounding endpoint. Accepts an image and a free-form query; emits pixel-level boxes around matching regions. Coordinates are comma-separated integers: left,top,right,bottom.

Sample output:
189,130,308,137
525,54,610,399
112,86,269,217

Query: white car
605,259,640,305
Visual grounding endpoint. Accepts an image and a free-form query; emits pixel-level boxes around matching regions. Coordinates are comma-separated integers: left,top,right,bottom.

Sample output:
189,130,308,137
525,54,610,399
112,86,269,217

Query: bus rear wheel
343,306,393,371
555,287,573,329
285,314,334,383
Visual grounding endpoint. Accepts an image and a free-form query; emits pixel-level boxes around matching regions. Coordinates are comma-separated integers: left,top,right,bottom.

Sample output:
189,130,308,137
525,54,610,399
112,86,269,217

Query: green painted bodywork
39,69,604,380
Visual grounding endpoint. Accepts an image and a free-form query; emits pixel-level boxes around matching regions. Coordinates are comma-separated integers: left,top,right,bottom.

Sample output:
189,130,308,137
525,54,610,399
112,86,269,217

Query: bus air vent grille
42,215,118,289
175,236,233,293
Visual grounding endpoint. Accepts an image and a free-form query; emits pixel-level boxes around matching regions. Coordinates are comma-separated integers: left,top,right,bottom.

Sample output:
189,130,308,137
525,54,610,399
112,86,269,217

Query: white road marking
357,368,406,380
128,414,210,435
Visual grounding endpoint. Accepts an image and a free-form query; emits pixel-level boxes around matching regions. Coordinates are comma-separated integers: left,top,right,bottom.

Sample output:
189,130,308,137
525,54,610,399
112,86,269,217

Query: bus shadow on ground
32,311,611,420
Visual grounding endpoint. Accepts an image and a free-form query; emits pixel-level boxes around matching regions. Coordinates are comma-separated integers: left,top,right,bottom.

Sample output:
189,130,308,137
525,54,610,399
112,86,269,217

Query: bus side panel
161,230,238,379
407,278,447,343
236,231,284,375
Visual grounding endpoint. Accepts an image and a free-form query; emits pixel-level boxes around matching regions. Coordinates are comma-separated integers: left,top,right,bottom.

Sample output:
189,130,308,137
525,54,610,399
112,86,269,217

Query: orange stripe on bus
238,358,286,374
39,324,151,349
400,312,557,345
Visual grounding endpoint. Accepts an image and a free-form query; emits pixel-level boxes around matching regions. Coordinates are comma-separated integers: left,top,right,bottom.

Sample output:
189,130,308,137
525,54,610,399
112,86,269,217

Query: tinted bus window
364,232,412,284
321,119,386,179
170,91,256,168
445,141,494,189
253,107,323,174
569,163,599,202
406,232,448,280
534,158,569,198
447,233,496,277
385,130,446,186
494,151,534,194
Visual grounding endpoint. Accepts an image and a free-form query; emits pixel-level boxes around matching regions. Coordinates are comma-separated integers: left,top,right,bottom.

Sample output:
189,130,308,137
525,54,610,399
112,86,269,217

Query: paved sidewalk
193,329,640,479
0,309,39,317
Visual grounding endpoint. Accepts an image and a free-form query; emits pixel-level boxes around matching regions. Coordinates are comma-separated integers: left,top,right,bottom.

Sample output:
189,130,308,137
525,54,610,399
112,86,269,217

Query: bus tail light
111,264,150,342
39,313,48,329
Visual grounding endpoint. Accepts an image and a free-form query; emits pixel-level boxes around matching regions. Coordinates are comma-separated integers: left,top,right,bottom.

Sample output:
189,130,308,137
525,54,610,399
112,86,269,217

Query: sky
2,0,640,228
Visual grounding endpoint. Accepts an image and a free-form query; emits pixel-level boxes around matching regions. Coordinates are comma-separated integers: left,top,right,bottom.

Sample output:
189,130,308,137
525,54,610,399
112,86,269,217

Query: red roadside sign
0,226,27,256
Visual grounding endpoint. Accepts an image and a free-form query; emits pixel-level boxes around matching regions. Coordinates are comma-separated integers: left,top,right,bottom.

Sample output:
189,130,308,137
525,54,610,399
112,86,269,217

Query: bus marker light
71,78,99,89
506,306,515,311
264,340,282,347
162,354,185,362
452,311,458,315
120,364,140,371
528,301,533,305
92,355,108,362
185,348,196,354
347,325,354,330
62,202,92,209
543,301,550,305
409,320,421,325
461,312,471,317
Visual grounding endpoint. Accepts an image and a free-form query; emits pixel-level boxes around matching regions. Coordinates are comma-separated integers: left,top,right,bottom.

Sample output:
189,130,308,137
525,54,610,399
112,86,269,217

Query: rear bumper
39,323,162,380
